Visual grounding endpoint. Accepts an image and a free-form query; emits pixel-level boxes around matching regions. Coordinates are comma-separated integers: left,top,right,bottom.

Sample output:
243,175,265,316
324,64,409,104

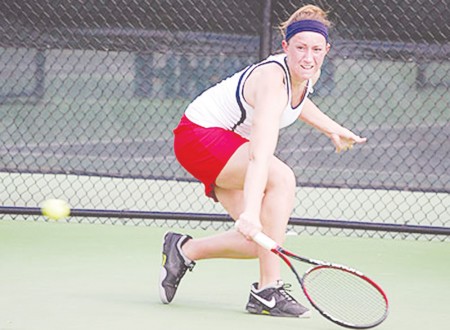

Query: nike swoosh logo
250,292,276,308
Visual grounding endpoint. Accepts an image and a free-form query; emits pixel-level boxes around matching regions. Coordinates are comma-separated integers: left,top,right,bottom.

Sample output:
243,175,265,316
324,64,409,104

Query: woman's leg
160,141,307,316
182,142,296,288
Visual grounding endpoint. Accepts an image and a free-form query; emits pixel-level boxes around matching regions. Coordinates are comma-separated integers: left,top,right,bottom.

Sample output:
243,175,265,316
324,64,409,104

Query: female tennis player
159,4,367,317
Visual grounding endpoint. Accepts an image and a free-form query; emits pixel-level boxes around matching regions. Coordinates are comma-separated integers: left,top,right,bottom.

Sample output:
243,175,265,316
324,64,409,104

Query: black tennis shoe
159,232,195,304
246,281,311,318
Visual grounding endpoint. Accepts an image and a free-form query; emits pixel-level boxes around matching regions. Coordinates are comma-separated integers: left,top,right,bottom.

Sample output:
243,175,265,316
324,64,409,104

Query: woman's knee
266,160,296,194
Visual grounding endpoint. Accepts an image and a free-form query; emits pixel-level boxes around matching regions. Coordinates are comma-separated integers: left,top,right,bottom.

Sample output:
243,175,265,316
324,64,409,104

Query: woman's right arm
235,64,289,239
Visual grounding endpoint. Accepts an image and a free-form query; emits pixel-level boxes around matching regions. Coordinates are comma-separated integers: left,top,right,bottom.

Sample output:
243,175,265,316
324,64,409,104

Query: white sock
176,237,193,265
254,280,283,292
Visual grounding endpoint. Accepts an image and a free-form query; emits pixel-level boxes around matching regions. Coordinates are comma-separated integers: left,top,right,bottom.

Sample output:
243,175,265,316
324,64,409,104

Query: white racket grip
253,232,277,250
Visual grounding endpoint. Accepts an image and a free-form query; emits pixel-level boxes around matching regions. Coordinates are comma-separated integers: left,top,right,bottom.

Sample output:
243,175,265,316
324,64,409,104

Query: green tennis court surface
1,219,449,330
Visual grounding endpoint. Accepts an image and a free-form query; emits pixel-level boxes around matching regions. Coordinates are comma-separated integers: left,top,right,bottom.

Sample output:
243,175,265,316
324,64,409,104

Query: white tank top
185,53,313,139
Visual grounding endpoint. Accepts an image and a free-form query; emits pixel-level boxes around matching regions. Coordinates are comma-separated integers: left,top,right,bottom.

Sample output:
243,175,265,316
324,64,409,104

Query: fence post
259,0,272,60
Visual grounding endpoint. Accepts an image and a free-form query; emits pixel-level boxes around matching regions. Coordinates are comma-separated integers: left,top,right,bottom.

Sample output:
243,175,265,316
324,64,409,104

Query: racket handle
253,232,278,250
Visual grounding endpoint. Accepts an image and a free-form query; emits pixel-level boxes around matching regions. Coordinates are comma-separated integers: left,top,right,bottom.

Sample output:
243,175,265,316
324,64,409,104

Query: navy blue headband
285,19,329,43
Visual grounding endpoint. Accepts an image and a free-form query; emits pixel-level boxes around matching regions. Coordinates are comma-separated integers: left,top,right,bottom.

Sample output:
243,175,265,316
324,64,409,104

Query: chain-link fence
0,0,449,240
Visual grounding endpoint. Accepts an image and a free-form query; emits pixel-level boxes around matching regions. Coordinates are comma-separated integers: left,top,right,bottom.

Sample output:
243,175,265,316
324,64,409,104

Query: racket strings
302,267,387,327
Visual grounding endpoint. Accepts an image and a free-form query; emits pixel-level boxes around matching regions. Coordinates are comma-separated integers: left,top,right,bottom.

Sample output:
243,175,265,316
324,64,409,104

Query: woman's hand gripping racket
253,232,389,329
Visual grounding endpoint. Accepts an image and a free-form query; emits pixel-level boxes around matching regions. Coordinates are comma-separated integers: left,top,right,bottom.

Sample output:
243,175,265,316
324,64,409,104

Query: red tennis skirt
173,115,248,201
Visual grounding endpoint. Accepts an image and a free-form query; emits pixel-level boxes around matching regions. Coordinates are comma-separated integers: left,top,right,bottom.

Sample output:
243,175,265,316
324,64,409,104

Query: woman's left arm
299,98,367,153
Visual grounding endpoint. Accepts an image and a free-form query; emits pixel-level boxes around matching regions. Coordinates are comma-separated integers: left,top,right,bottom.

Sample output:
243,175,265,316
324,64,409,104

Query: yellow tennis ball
41,199,71,220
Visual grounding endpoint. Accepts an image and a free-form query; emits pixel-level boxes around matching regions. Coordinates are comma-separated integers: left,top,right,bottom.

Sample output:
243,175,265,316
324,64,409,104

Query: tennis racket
253,232,389,329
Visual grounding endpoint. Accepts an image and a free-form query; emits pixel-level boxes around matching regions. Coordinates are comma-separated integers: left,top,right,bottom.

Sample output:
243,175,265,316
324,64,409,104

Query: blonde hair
279,4,331,40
